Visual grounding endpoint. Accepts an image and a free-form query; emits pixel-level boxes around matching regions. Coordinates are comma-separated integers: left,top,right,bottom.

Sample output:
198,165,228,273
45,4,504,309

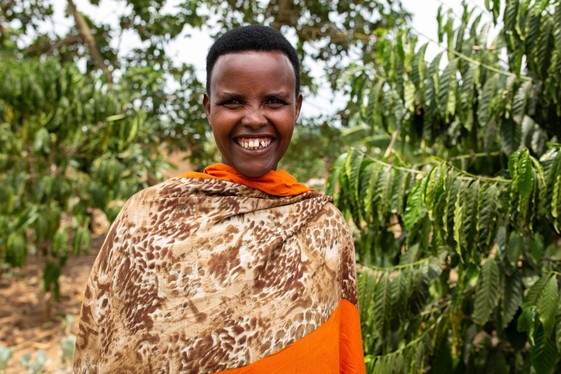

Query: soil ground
0,236,103,373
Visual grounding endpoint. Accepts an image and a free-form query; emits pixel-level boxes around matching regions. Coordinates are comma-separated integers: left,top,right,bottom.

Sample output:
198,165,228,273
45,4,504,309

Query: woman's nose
241,107,267,128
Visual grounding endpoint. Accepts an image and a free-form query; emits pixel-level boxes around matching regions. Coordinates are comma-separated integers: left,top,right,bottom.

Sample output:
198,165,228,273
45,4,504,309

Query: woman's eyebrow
264,91,291,99
214,92,243,100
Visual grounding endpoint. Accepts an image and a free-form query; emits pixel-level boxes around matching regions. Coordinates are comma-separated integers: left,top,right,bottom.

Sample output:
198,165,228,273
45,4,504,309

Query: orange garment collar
182,163,312,197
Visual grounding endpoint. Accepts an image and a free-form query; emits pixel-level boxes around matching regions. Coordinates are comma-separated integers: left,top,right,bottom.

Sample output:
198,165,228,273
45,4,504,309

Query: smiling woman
73,25,365,373
204,52,302,178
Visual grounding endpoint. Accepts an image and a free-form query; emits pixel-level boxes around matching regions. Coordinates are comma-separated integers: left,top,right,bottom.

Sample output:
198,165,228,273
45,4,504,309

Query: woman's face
204,51,302,178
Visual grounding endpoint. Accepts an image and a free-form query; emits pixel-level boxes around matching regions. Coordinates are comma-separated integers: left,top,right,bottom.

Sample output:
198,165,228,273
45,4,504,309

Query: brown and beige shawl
74,177,358,373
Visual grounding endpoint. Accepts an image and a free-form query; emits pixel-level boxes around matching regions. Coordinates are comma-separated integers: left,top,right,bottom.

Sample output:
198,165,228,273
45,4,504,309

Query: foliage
0,56,166,299
280,116,345,182
1,0,214,164
1,0,410,163
329,0,561,372
203,0,409,92
0,0,409,293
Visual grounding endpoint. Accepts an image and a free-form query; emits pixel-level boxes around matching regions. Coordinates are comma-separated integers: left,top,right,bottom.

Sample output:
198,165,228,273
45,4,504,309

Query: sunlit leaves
358,259,441,360
334,149,417,231
334,1,561,371
510,148,535,197
344,0,561,168
0,57,162,299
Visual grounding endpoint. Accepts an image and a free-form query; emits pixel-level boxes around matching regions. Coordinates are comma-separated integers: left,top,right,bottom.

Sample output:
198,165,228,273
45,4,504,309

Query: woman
74,25,365,373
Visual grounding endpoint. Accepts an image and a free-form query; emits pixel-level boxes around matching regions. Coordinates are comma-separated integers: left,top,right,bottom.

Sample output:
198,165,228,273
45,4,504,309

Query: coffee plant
329,0,561,371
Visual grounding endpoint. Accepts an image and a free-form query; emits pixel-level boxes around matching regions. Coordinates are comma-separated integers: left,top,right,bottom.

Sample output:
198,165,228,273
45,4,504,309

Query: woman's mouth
236,137,273,150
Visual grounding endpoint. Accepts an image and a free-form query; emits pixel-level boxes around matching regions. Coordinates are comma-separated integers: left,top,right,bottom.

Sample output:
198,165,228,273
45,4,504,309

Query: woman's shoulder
125,177,207,203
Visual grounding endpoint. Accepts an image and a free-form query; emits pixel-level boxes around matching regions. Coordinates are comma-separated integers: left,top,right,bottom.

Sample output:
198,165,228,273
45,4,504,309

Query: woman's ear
295,94,303,120
203,93,211,119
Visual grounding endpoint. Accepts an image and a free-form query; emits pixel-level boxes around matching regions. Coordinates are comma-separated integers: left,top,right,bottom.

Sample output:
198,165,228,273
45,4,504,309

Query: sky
51,0,491,117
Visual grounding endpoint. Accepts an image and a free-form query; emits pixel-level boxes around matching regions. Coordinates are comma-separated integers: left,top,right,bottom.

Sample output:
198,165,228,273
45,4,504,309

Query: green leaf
43,261,62,300
552,174,561,222
504,231,523,269
105,113,126,122
52,230,68,258
423,164,445,221
501,119,521,156
538,275,559,338
404,178,425,231
531,326,559,374
357,268,378,330
477,183,501,253
526,275,553,307
32,128,51,153
453,180,466,261
463,179,480,261
409,263,432,315
6,232,27,267
444,172,460,240
362,163,377,224
346,150,364,208
438,59,458,121
391,271,408,318
377,165,394,223
365,80,385,130
460,64,479,131
504,0,518,38
389,168,410,215
411,43,428,90
325,152,347,196
536,17,554,78
473,258,501,325
517,148,535,197
502,272,523,328
404,81,416,112
518,306,538,345
437,5,444,43
478,74,499,127
373,272,392,337
492,0,501,23
511,81,530,124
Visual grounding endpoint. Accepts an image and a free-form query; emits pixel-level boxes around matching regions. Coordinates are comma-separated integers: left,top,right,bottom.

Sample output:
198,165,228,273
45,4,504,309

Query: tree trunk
67,0,113,83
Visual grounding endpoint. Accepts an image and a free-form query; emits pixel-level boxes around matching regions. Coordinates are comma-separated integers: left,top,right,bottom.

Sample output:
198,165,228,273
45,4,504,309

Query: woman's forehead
210,52,296,91
211,52,295,77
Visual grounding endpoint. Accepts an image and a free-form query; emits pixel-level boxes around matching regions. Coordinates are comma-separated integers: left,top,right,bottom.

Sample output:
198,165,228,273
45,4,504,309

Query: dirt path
0,237,103,373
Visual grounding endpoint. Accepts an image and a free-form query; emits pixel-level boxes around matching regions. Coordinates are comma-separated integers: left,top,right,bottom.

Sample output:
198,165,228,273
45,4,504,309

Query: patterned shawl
74,164,365,373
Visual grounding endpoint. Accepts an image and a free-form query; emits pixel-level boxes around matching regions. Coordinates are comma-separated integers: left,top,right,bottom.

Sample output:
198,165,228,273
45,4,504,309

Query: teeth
238,138,272,150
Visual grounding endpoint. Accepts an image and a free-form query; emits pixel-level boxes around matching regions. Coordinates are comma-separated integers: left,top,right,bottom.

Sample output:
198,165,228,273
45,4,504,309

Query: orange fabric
182,163,312,197
218,299,366,374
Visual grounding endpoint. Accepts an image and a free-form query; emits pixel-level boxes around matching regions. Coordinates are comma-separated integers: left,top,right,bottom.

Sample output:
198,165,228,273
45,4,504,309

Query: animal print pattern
74,177,358,373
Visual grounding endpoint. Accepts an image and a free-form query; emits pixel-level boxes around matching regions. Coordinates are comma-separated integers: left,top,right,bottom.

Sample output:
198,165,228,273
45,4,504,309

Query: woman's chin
232,160,278,178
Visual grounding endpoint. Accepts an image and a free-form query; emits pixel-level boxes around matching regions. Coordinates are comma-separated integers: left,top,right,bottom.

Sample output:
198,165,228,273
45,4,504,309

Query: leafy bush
329,0,561,371
0,57,167,298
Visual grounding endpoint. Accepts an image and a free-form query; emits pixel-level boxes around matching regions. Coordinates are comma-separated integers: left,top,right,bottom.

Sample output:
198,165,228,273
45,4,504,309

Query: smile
236,137,273,150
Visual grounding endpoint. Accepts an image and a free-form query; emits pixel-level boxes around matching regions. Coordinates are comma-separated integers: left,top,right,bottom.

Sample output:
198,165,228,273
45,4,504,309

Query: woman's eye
221,99,242,108
266,98,285,107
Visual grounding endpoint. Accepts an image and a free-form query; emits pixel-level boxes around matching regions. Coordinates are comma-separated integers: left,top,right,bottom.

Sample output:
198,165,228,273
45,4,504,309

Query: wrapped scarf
74,164,365,373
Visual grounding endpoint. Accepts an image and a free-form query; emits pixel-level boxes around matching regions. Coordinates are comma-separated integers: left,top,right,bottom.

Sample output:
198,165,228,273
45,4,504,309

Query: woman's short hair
206,25,300,95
